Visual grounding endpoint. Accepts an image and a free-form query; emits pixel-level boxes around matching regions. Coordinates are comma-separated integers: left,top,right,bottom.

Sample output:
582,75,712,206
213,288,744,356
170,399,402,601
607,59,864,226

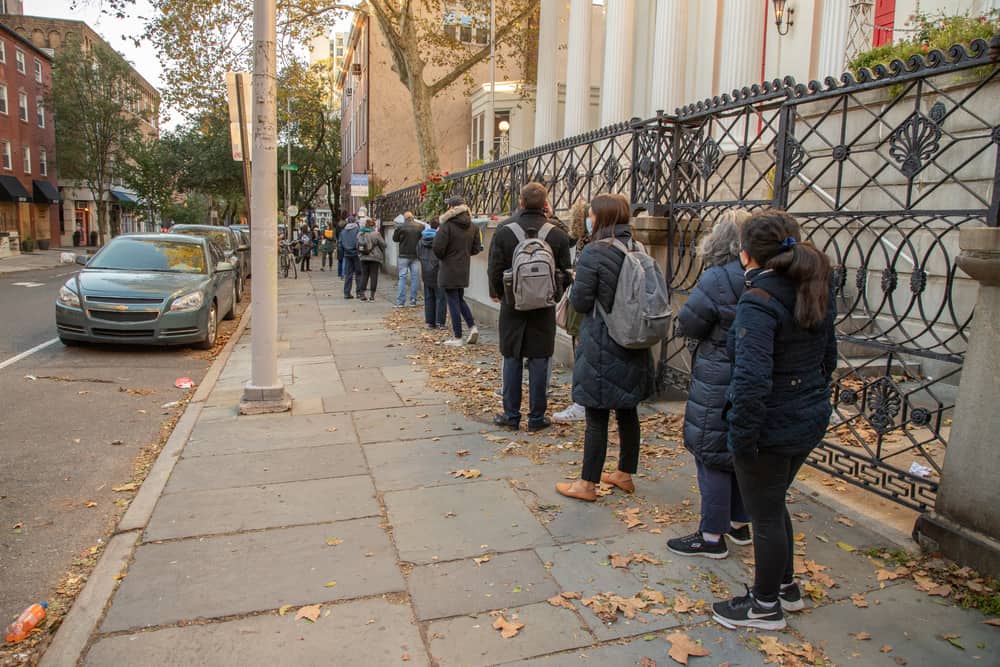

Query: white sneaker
443,338,466,347
466,326,479,345
553,403,586,423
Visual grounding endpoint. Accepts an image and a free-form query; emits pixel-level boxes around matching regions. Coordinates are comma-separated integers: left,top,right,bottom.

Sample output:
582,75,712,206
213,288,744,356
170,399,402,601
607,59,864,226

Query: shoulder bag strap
537,222,554,242
507,222,526,243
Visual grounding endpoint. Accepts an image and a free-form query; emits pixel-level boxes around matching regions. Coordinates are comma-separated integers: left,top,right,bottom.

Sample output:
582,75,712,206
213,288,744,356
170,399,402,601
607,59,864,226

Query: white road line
12,282,45,287
0,337,59,371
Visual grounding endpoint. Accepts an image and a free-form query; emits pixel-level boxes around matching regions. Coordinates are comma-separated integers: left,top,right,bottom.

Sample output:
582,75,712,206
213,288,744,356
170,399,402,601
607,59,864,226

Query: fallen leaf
456,449,470,457
295,604,321,622
324,580,337,588
326,538,343,547
640,658,656,667
112,482,139,492
450,469,482,479
835,516,855,527
940,634,964,650
983,618,1000,626
816,534,830,543
793,532,806,542
547,595,576,610
610,553,632,568
850,593,869,608
837,541,857,552
473,554,492,565
401,653,410,662
560,591,581,599
85,501,98,508
492,614,525,639
325,426,338,432
673,593,698,614
853,631,872,640
894,657,908,665
666,631,711,664
278,604,293,616
880,645,893,653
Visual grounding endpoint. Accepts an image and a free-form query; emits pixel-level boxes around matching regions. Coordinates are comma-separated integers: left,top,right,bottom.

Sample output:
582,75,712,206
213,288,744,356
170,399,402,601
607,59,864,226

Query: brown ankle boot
555,481,597,502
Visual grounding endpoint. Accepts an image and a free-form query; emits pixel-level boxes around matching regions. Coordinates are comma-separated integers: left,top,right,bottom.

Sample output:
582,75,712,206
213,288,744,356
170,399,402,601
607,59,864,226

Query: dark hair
430,217,440,229
740,209,831,330
446,195,465,208
520,182,548,210
589,193,630,237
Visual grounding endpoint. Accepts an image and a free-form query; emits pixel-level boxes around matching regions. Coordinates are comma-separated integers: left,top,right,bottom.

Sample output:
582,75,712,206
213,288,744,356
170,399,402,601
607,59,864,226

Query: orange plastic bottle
5,602,47,643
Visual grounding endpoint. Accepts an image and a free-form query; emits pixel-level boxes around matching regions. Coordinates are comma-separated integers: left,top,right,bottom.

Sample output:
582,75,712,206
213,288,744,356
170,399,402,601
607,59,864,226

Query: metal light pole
487,0,496,160
285,97,291,227
240,0,289,414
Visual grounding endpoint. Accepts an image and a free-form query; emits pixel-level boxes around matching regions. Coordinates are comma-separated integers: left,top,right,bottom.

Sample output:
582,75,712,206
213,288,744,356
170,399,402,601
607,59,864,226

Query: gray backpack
596,238,672,349
505,222,557,311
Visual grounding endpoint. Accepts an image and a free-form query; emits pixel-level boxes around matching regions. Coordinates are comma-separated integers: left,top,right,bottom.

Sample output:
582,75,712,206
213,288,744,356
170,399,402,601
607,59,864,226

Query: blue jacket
726,268,837,458
677,260,744,470
338,222,360,257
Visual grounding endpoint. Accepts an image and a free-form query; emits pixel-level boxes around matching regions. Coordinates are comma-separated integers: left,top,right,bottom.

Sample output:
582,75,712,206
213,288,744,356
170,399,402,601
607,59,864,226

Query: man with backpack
487,182,572,432
339,215,362,298
393,211,424,307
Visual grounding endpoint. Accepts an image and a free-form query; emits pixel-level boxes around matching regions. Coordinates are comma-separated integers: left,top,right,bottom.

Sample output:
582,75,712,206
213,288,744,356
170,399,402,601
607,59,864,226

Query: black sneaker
493,414,519,430
667,531,729,559
527,417,552,432
779,582,805,612
727,525,752,546
712,586,786,630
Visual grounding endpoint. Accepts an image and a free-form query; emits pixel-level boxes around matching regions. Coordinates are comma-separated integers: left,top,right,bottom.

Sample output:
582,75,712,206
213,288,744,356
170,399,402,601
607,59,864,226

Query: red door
873,0,896,47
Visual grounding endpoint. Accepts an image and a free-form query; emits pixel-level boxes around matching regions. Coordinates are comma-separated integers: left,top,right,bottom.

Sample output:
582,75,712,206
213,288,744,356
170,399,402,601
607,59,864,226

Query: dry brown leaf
640,658,656,667
547,595,576,610
326,538,343,547
560,591,581,599
325,426,338,432
802,580,827,602
853,631,872,640
876,567,909,581
455,449,470,457
757,635,787,661
665,631,711,665
295,604,322,622
835,516,855,527
473,554,491,565
630,553,661,565
610,553,632,568
983,618,1000,626
850,593,869,608
278,604,293,616
880,645,893,653
112,482,139,492
492,614,525,639
640,589,666,605
894,657,909,665
84,501,98,508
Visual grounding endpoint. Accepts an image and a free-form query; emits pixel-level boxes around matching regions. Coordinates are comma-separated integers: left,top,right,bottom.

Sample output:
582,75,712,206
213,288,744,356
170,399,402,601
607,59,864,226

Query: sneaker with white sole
553,403,587,423
726,524,752,546
443,337,466,347
466,326,479,345
779,582,805,612
712,586,786,630
667,531,729,559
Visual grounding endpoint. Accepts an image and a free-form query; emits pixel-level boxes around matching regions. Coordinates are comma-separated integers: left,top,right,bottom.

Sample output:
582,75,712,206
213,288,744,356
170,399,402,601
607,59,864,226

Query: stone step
837,356,923,379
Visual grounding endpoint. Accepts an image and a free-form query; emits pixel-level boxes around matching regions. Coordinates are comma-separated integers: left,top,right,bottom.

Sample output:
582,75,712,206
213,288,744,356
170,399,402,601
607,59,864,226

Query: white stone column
563,0,592,138
817,0,851,80
533,0,560,146
718,0,764,98
649,0,688,115
631,0,655,117
600,0,635,126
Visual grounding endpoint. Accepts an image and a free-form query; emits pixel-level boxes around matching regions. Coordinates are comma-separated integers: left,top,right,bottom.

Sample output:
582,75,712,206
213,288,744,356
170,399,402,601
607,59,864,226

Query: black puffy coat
433,205,482,289
678,259,744,470
726,268,838,458
488,208,573,359
570,225,655,409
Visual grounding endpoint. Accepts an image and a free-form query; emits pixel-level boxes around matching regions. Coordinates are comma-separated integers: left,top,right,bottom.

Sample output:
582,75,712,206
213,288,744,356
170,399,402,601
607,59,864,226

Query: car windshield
174,228,233,252
88,238,207,274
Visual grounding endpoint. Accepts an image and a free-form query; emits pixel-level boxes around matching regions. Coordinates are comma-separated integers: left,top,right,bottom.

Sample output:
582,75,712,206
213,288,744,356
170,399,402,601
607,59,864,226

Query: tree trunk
409,77,440,177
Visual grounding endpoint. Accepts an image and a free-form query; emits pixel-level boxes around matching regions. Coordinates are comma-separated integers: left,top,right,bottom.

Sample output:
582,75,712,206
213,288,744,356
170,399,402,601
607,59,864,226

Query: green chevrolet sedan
55,234,237,349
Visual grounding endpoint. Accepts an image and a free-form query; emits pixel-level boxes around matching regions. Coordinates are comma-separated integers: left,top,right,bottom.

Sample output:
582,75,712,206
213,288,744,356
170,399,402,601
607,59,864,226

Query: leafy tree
122,134,181,227
49,38,142,243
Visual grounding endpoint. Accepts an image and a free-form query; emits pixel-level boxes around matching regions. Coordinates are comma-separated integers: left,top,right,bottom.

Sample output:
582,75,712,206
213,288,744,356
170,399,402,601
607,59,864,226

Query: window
0,41,6,64
443,10,488,44
39,149,47,176
0,84,7,115
22,146,30,174
0,1,7,13
18,92,27,122
15,49,24,74
1,141,11,170
35,97,44,127
33,59,43,84
471,112,485,162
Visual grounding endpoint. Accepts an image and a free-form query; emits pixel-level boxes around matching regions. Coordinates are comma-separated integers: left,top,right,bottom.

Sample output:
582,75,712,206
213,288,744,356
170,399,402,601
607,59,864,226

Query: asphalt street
0,265,244,625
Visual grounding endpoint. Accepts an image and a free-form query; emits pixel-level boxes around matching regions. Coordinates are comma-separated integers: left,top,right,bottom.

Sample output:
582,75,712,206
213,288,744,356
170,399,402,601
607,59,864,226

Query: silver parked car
55,234,237,349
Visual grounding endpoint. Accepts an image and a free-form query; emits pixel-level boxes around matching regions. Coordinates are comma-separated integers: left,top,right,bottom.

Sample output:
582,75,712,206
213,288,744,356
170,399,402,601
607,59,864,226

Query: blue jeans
397,257,420,305
337,255,344,277
424,285,447,328
342,255,361,297
695,459,751,536
502,356,548,426
445,288,474,338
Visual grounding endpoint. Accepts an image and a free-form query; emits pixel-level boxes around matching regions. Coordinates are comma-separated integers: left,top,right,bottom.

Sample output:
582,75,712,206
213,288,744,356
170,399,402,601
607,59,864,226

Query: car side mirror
216,261,234,272
75,255,88,266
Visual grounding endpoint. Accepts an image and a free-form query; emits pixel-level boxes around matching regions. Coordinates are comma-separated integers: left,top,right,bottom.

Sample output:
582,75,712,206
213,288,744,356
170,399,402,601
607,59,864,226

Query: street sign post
350,174,369,198
280,164,299,171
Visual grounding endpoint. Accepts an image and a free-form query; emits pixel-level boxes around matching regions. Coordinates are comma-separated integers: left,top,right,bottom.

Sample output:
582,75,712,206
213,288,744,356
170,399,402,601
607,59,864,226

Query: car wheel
234,275,243,302
224,283,237,320
197,302,218,350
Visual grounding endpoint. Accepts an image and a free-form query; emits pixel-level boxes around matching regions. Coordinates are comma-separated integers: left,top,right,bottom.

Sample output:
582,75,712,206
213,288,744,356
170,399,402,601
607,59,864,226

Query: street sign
287,205,299,218
225,72,253,162
350,174,369,197
280,164,299,172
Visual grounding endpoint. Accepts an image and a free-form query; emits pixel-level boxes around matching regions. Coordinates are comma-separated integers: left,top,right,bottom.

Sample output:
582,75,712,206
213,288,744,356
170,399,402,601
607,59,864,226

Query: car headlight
58,284,80,308
169,291,204,312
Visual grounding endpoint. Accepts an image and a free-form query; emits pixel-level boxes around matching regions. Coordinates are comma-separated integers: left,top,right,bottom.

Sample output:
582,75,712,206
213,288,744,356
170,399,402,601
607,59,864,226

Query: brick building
0,21,58,251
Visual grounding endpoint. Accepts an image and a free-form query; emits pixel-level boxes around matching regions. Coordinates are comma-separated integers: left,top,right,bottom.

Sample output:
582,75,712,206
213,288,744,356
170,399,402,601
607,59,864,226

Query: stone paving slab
184,413,356,457
145,475,378,541
164,443,367,493
86,598,429,667
101,519,403,632
426,601,594,667
385,480,553,564
354,405,494,444
510,468,631,543
364,434,538,492
794,584,997,666
409,550,560,621
335,349,418,370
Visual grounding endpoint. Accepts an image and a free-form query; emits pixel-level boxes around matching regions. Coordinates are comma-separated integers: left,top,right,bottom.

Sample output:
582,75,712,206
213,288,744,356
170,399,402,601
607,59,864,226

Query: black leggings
360,261,380,296
300,252,311,271
581,407,640,483
734,450,809,601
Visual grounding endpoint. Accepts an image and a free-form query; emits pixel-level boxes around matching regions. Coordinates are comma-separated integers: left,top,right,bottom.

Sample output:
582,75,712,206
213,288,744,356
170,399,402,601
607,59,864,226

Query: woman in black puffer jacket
556,194,655,502
668,209,752,561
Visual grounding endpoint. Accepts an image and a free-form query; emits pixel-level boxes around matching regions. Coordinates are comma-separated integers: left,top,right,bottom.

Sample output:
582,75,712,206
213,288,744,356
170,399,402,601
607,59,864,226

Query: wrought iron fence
372,37,1000,512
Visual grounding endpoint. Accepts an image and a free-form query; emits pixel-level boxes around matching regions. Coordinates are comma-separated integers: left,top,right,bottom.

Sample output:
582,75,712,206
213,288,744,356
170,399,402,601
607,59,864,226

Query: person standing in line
711,210,836,631
433,196,482,347
488,182,572,433
418,218,447,329
320,225,336,271
555,193,655,501
393,211,424,307
298,224,313,272
336,217,349,277
339,216,362,298
357,219,386,301
311,225,320,256
552,201,591,423
666,209,753,559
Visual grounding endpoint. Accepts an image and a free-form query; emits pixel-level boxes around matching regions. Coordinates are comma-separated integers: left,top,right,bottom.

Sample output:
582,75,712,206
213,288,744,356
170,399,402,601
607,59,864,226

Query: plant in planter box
73,230,82,247
21,237,35,252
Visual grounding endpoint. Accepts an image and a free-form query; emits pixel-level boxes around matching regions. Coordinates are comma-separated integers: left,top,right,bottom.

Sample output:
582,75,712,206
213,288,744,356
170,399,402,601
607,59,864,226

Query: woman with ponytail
712,209,837,631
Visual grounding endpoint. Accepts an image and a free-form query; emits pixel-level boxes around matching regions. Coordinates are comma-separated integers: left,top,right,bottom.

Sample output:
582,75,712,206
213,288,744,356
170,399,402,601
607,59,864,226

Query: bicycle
279,240,298,279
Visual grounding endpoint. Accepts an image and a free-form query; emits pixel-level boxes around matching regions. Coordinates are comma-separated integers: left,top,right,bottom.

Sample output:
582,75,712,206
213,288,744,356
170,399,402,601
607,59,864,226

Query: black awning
33,179,60,203
109,189,138,204
0,175,30,202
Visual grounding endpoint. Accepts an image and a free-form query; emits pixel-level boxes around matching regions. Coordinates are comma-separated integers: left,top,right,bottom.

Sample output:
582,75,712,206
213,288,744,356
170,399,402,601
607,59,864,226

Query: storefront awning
109,189,138,205
0,176,30,202
32,179,60,203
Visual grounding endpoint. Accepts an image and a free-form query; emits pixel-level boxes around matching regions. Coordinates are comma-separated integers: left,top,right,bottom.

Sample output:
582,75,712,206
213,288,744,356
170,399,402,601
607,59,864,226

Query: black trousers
359,261,380,296
581,407,640,483
321,251,335,268
733,450,809,601
299,252,311,271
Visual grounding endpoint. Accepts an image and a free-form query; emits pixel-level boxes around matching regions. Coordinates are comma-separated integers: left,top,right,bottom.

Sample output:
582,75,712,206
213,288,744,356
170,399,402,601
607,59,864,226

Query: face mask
585,218,593,234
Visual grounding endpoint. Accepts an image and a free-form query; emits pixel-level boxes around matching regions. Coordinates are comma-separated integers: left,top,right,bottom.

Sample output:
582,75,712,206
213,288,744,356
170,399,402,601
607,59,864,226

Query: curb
37,305,252,666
